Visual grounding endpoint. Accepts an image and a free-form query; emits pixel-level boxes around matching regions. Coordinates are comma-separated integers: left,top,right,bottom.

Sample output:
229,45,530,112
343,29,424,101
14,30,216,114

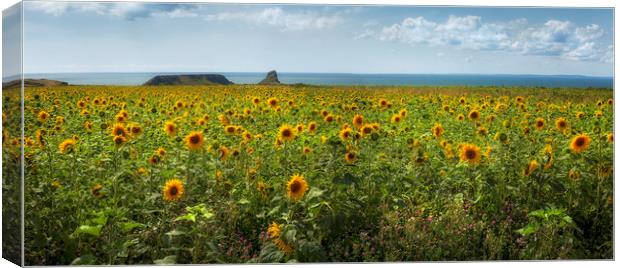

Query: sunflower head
339,128,352,140
570,134,591,153
607,133,613,144
459,143,481,164
324,115,334,123
468,110,480,120
91,184,104,198
267,98,278,107
286,174,308,202
38,111,50,122
163,179,185,202
130,124,142,135
431,123,444,138
111,123,127,137
185,131,205,150
534,118,545,130
308,121,317,133
352,114,364,128
113,135,127,146
278,125,296,142
345,151,357,163
391,114,402,123
58,139,76,154
555,117,568,131
164,121,176,136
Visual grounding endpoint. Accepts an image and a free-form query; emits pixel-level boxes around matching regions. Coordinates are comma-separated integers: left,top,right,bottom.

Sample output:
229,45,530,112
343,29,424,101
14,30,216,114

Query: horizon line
15,71,614,79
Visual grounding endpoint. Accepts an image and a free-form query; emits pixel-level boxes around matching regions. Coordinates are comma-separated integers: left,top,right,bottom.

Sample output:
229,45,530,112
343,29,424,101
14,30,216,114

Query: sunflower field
1,85,614,264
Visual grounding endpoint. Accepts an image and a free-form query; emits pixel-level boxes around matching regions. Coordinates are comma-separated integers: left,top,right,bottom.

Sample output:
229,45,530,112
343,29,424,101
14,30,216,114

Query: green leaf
517,223,539,235
120,221,144,232
153,255,177,265
74,225,103,237
175,213,197,222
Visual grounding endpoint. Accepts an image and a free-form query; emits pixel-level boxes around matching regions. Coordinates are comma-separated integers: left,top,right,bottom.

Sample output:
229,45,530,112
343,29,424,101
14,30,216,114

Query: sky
11,1,615,76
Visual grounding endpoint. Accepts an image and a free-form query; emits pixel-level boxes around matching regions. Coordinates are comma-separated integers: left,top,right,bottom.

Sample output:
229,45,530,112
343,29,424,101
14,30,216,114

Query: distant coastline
3,72,613,88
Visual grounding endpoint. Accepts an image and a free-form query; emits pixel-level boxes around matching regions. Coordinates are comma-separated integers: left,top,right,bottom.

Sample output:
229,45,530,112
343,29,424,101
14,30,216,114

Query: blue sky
16,2,614,76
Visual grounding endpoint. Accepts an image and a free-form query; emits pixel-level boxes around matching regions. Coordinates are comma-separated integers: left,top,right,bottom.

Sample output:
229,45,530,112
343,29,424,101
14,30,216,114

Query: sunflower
379,99,388,107
278,125,295,142
129,124,142,136
595,110,603,119
524,160,539,176
534,118,545,130
575,112,585,120
555,117,568,131
607,98,613,105
344,151,357,163
219,146,229,161
38,111,50,122
352,114,364,129
456,114,465,121
267,222,293,254
267,98,278,107
607,133,613,144
360,124,374,136
185,131,204,150
113,135,127,146
308,121,317,133
148,154,161,165
339,127,353,140
286,174,308,202
242,131,253,142
391,114,402,123
399,109,408,117
468,110,480,120
295,124,304,133
218,114,230,125
91,184,104,198
156,147,166,156
570,134,590,153
224,125,237,135
478,126,488,136
303,147,311,154
459,143,481,164
324,114,334,123
257,181,268,198
111,123,127,137
252,97,260,105
164,121,176,136
431,123,444,138
163,179,185,202
58,139,76,154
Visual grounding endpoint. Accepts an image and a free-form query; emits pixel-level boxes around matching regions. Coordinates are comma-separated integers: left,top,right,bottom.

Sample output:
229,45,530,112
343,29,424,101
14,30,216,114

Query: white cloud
365,15,610,62
205,7,342,31
26,2,198,20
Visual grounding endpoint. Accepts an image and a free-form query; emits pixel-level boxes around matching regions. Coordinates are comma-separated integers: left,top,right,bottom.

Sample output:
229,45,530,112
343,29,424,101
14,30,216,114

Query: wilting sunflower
163,179,185,202
129,124,143,136
431,123,444,138
534,118,545,130
91,184,104,198
570,134,591,153
523,160,539,176
111,123,127,137
555,117,568,131
459,143,481,164
286,174,308,202
352,114,364,129
58,138,76,154
468,110,480,120
164,121,177,136
345,151,357,163
113,135,127,146
185,131,204,150
219,146,229,161
267,222,293,254
38,111,50,122
278,125,295,142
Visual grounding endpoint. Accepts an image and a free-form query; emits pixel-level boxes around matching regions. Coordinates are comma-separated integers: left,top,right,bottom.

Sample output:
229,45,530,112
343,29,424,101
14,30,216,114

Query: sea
10,72,614,88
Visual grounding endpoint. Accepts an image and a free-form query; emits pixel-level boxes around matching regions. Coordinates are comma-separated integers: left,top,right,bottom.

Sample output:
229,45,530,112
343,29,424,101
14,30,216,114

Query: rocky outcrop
2,79,68,89
143,74,233,86
259,70,281,85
